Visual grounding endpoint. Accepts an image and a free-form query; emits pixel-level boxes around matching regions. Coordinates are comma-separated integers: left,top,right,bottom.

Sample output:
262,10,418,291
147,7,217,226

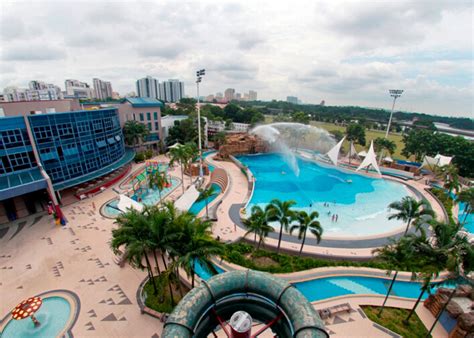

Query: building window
155,122,159,130
154,112,158,120
148,122,152,130
140,113,144,121
147,112,151,121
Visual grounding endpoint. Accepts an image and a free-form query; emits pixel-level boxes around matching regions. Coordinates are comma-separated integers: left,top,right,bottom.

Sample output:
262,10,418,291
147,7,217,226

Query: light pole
385,89,403,138
196,69,205,178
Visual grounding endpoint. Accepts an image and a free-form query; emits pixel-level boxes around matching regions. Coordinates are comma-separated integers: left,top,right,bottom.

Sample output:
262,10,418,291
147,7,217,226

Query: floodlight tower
196,69,206,178
385,89,404,138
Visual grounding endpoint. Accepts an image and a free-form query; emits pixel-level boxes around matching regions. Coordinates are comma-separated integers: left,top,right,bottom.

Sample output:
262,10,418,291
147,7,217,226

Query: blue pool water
459,201,473,234
194,265,455,301
2,297,71,338
203,150,216,172
189,183,222,215
237,153,411,237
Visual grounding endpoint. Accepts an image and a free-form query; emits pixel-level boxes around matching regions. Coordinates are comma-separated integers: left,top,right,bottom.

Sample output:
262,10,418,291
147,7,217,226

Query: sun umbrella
11,296,43,327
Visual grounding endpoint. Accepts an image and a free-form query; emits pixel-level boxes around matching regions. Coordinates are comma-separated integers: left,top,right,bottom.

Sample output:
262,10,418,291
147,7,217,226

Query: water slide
162,270,329,337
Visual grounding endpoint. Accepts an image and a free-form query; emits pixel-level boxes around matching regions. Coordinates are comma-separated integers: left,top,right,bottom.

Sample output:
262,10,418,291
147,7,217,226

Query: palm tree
243,205,274,250
173,215,223,288
373,235,418,316
184,142,199,186
148,171,168,205
457,187,474,225
290,211,323,255
123,120,149,148
267,199,297,253
435,164,460,195
197,185,217,219
111,208,158,294
169,145,189,193
404,221,472,325
388,196,435,235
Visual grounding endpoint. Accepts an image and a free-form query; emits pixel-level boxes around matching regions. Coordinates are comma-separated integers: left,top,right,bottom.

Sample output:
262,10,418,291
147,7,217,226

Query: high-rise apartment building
249,90,257,101
3,81,63,102
287,96,298,104
136,76,159,99
215,92,223,100
160,79,185,102
65,79,93,99
93,78,113,100
235,93,242,100
224,88,235,101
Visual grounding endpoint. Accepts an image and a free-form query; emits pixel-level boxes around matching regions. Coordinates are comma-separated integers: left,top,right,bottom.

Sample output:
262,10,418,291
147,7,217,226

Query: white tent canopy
169,142,183,149
117,194,144,213
356,141,381,175
326,137,345,166
349,142,359,159
174,185,200,212
421,154,453,170
358,150,368,157
383,156,393,163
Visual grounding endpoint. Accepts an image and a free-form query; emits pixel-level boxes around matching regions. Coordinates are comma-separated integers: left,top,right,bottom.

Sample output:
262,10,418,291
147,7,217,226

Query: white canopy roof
117,194,144,213
169,142,183,149
435,154,452,166
326,136,345,166
383,156,393,163
356,141,381,175
174,184,200,212
421,154,453,170
358,150,368,157
349,142,359,159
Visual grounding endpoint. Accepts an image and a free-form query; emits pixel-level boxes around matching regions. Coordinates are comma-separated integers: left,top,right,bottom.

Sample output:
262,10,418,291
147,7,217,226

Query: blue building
0,108,134,223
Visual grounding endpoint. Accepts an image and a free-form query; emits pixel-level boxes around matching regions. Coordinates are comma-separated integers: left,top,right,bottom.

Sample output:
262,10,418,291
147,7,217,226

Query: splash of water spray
251,122,336,176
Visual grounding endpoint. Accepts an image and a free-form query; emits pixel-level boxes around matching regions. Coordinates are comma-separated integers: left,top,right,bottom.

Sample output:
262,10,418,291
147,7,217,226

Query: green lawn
361,305,430,338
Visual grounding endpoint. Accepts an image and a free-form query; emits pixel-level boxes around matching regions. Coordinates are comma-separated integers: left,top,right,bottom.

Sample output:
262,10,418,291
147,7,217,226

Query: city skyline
0,0,472,117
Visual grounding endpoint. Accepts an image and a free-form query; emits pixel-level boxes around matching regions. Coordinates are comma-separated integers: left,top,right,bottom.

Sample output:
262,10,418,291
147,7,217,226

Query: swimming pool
103,177,180,218
2,297,71,338
203,150,216,172
237,153,412,237
189,183,222,215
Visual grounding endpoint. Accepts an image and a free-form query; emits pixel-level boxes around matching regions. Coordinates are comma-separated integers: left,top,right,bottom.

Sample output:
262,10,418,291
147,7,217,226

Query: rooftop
125,97,164,108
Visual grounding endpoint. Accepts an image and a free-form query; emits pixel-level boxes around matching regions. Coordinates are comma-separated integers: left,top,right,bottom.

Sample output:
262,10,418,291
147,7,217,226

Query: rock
446,301,464,318
458,313,474,332
457,285,472,297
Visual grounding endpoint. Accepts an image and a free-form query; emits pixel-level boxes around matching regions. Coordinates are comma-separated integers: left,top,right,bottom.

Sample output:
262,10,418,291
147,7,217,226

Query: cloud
2,44,66,61
236,32,265,50
137,42,188,59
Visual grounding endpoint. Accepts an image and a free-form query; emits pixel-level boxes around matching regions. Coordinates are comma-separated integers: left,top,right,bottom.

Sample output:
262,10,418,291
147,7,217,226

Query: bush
144,149,153,159
134,152,145,163
431,188,454,221
221,242,392,273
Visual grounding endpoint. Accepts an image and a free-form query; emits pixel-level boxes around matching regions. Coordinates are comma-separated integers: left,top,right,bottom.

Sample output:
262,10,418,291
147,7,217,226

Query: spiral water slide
163,270,329,338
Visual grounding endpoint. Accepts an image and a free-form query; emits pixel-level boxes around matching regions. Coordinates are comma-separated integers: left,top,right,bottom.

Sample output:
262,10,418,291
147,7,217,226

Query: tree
123,120,149,147
290,211,323,255
291,111,310,124
374,137,396,156
457,187,474,224
176,98,197,115
197,185,217,219
174,216,223,288
266,199,297,253
373,235,418,316
387,196,435,235
211,131,227,149
148,171,168,205
184,142,198,186
345,123,366,146
111,207,158,294
166,118,198,146
169,145,189,193
243,205,274,250
434,164,460,195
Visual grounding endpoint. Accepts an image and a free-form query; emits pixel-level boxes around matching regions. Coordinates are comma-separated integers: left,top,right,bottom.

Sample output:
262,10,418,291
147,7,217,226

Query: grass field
263,115,409,160
361,305,430,338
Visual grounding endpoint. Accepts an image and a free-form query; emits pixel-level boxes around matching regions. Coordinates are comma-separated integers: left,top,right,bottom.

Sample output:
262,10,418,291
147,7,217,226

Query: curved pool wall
193,262,454,303
237,153,413,237
0,289,80,338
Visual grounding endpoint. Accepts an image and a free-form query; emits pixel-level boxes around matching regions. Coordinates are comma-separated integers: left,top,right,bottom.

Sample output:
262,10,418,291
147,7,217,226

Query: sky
0,0,473,118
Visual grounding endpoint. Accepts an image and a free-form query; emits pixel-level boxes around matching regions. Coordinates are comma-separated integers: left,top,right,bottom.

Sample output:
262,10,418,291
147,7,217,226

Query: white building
287,96,298,104
4,82,63,102
232,122,250,132
64,79,93,99
160,79,185,102
160,115,188,139
249,90,257,101
136,76,159,99
93,78,113,100
224,88,235,101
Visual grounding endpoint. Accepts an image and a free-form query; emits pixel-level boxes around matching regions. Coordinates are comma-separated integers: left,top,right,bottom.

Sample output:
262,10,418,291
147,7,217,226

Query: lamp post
385,89,403,138
196,69,205,178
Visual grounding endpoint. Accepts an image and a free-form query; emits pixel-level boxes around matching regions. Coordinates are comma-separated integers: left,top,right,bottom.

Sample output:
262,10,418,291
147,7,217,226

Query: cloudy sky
1,0,472,117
